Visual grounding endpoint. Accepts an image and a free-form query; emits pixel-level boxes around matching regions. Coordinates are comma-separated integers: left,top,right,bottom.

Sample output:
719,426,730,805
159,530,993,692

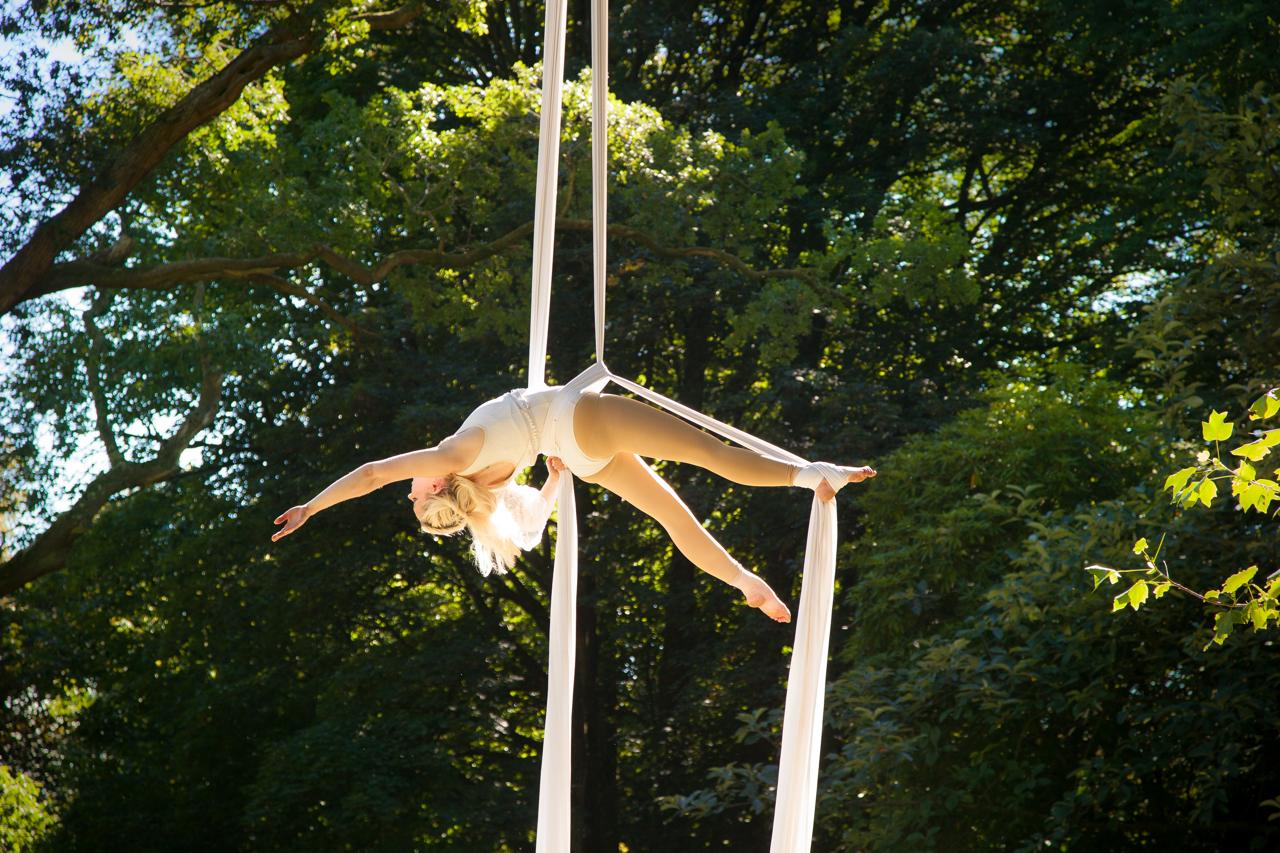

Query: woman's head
410,474,518,576
411,474,495,534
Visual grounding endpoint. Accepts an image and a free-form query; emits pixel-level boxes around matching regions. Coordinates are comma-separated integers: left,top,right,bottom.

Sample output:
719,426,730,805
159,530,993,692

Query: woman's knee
662,512,708,546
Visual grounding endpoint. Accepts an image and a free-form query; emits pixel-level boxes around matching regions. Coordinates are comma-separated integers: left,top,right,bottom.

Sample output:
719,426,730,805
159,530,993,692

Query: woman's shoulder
438,428,484,466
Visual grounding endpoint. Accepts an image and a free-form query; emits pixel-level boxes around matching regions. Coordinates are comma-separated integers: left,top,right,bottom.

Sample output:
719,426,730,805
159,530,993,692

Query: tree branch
81,290,125,469
0,3,423,317
28,218,813,310
247,273,379,340
0,363,224,596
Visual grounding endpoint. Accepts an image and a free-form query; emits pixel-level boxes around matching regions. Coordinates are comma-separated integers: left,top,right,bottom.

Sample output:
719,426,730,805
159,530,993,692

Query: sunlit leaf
1086,566,1121,590
1230,440,1270,462
1202,410,1234,441
1163,466,1197,493
1248,391,1280,421
1222,565,1258,595
1126,579,1149,611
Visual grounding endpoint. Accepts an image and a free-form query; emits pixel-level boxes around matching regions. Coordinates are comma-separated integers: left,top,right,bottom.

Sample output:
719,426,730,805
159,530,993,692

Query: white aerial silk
527,1,845,850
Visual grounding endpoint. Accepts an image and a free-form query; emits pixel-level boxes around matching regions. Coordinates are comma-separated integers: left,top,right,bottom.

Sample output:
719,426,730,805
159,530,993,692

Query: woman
271,384,876,623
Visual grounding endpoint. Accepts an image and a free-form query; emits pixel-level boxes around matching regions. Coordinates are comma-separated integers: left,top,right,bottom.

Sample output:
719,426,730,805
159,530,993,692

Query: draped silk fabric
527,2,838,850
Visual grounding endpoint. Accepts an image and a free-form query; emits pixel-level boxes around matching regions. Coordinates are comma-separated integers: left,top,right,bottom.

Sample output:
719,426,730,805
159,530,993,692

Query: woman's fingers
272,507,307,541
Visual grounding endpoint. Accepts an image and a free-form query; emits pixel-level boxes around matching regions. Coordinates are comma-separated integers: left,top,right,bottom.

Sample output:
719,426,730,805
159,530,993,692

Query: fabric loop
793,462,847,494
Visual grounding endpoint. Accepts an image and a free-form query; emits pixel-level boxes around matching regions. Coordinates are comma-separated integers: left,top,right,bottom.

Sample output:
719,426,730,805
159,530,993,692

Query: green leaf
1262,429,1280,448
1163,466,1197,493
1209,609,1238,647
1236,461,1257,482
1239,481,1267,512
1247,602,1269,630
1254,480,1278,514
1202,410,1234,442
1153,581,1172,599
1222,565,1258,595
1198,477,1218,507
1086,566,1120,590
1132,537,1148,555
1248,391,1280,421
1112,589,1130,612
1230,440,1270,462
1127,579,1149,611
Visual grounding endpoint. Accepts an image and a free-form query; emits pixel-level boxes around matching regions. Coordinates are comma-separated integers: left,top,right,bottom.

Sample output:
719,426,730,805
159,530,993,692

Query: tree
4,1,1279,849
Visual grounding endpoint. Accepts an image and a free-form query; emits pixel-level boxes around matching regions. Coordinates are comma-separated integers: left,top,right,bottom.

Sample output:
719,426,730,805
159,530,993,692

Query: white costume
451,383,612,576
455,385,612,482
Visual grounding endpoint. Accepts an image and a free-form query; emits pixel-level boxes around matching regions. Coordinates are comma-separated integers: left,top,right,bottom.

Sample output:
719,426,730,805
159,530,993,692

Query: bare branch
0,364,224,596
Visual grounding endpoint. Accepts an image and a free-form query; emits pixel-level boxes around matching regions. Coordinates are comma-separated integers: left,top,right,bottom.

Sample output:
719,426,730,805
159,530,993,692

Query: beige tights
573,393,798,595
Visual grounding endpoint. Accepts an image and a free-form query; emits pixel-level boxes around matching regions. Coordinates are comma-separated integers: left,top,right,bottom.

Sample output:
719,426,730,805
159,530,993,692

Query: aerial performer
271,384,876,622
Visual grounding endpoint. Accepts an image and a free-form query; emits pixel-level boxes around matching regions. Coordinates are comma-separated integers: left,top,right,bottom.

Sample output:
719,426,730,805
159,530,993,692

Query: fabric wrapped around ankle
793,462,848,494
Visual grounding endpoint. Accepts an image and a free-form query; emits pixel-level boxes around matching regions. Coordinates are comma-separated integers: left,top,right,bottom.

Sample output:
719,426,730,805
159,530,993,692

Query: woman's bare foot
847,465,877,484
733,568,791,623
816,465,878,501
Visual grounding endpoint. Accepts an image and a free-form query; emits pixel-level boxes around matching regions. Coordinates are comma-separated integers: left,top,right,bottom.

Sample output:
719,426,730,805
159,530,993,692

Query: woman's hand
272,505,311,542
545,456,566,475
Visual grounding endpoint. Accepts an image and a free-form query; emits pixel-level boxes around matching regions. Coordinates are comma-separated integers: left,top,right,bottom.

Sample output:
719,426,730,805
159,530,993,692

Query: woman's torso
454,387,560,484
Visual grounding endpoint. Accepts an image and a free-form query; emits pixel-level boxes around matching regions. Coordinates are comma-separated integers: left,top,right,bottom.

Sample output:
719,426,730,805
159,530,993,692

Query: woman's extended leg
575,392,801,487
583,452,791,622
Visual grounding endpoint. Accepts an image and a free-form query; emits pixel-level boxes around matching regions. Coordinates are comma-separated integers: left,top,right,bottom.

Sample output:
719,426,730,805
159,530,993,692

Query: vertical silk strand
529,1,571,849
527,0,569,388
534,474,579,852
591,0,608,365
769,499,838,852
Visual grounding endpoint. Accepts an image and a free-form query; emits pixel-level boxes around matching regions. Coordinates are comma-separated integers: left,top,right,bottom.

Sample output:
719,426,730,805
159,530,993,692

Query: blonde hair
415,474,521,577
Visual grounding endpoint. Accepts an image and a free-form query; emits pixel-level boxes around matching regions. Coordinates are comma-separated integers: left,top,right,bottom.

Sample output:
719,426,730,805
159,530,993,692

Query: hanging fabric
527,1,839,850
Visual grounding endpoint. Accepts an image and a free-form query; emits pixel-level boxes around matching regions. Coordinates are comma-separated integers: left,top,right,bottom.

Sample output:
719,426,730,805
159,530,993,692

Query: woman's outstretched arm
272,430,481,541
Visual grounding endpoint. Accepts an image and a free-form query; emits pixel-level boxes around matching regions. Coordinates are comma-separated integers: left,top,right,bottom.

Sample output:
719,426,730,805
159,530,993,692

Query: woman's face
408,476,447,512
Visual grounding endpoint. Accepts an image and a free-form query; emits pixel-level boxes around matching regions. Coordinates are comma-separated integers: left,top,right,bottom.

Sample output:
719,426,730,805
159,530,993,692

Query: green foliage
671,377,1280,850
1091,390,1280,647
0,766,56,853
843,368,1158,655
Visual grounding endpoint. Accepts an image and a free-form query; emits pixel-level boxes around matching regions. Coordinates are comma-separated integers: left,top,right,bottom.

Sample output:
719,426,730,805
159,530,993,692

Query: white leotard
455,385,611,482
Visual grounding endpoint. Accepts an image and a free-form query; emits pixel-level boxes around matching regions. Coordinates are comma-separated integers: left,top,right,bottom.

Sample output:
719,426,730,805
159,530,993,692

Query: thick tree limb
0,3,423,317
0,365,224,596
561,220,815,282
246,272,379,339
29,219,813,309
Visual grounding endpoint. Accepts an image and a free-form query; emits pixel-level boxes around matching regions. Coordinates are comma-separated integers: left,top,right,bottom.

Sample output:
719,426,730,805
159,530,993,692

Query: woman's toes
847,465,876,483
763,599,792,623
737,572,790,621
